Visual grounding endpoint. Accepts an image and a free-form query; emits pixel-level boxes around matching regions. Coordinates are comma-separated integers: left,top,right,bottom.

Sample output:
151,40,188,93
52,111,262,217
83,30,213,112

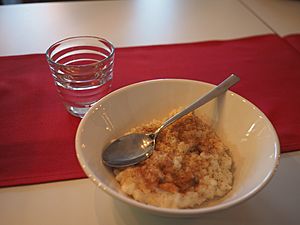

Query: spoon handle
155,74,240,134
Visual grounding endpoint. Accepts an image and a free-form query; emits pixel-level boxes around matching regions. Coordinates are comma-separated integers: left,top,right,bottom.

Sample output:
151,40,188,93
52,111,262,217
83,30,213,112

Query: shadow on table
94,153,300,225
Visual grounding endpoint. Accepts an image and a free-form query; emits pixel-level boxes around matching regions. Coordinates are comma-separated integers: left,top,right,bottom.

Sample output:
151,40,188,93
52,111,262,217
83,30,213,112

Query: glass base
66,106,90,118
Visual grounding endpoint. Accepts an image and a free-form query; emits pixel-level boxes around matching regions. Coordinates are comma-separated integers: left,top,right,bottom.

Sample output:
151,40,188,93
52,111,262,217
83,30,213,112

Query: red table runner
284,34,300,53
1,34,300,187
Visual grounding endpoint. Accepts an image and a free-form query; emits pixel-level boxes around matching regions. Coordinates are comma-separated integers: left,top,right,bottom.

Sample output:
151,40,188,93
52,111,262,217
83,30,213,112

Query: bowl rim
75,78,280,216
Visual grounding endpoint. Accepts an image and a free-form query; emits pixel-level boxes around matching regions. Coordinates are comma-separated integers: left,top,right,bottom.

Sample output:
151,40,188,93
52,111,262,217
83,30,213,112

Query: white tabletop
241,0,300,36
1,0,300,224
0,0,271,56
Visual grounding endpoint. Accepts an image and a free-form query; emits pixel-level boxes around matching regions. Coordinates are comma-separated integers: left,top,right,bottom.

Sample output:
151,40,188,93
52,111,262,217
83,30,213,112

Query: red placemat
284,34,300,53
1,34,300,187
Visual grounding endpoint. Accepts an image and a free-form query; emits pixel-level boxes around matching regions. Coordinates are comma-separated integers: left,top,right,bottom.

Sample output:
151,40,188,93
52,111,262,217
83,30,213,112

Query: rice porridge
114,111,233,209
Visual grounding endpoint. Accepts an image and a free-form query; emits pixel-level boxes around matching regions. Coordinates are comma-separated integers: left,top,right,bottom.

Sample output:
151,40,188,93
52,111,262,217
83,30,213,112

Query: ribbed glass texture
46,36,115,118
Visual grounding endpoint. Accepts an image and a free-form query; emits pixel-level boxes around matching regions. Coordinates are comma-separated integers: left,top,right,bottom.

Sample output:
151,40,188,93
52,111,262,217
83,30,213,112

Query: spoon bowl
102,133,155,167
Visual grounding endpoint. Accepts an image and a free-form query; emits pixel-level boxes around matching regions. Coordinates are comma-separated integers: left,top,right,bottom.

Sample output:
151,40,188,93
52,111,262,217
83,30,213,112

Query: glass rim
45,36,115,67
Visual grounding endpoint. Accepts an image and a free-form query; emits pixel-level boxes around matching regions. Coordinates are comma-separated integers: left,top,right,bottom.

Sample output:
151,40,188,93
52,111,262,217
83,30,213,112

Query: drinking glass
46,36,115,118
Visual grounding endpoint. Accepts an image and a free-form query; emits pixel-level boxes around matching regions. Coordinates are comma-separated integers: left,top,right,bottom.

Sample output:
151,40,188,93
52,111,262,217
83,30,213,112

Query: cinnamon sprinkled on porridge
114,111,233,209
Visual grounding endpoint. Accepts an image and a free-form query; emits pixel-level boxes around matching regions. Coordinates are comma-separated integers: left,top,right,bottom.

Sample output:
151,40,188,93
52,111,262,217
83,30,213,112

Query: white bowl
75,79,280,217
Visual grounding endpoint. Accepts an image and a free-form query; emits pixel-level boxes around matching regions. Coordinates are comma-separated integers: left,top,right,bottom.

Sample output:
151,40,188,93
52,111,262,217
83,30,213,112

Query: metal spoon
102,74,240,167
